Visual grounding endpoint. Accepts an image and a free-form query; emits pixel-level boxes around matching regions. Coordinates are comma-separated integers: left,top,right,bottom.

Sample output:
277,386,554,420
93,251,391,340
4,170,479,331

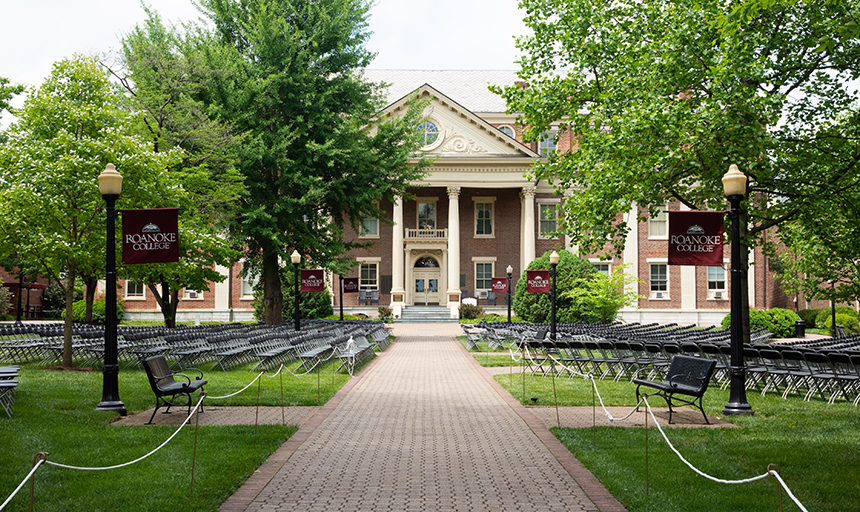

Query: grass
494,368,860,512
0,356,362,512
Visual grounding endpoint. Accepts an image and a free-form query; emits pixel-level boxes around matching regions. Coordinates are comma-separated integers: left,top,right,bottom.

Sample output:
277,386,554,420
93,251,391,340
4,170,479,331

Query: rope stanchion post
592,375,596,445
255,374,263,446
551,355,560,429
645,401,649,497
768,464,783,512
30,452,47,512
280,365,286,425
190,397,202,498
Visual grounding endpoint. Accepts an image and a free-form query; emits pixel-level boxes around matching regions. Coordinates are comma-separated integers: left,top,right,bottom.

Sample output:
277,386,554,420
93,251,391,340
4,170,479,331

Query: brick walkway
218,324,626,512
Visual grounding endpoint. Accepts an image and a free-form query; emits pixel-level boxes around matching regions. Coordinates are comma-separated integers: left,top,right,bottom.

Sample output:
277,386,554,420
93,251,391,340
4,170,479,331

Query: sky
0,0,528,101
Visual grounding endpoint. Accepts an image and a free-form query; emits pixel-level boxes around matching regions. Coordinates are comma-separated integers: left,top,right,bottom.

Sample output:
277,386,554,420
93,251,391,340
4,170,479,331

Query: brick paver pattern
237,325,602,511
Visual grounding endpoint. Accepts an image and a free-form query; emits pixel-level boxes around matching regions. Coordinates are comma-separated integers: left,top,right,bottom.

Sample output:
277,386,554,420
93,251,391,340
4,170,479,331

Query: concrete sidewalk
219,323,626,511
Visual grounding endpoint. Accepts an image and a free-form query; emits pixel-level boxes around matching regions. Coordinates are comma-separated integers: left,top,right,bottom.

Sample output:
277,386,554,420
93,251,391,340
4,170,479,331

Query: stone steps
397,306,458,324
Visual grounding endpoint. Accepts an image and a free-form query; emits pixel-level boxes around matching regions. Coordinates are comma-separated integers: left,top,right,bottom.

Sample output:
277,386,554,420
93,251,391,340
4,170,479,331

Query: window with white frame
360,205,379,237
126,281,145,299
539,132,557,157
708,266,726,299
648,204,668,238
417,200,436,230
498,125,515,138
241,262,258,298
539,204,559,238
475,201,493,236
417,120,439,147
360,263,378,289
650,264,668,298
594,263,611,275
475,262,493,292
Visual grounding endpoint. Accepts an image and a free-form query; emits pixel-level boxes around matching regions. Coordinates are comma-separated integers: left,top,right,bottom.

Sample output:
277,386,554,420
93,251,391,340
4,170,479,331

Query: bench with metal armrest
634,355,717,424
141,355,206,425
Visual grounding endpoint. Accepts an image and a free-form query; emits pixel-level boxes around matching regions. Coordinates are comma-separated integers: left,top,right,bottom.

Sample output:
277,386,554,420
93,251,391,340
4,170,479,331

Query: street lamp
721,164,753,416
549,251,559,342
96,164,127,416
291,250,301,331
506,264,513,324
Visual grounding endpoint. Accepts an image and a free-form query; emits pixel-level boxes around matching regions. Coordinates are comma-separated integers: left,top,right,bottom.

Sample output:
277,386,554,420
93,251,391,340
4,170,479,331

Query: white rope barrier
509,337,810,511
0,457,44,511
206,372,264,400
44,399,204,471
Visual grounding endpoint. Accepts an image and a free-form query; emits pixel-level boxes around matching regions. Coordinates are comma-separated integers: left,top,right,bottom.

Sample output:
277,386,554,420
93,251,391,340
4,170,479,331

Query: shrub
252,267,333,322
766,308,802,337
797,308,823,328
71,300,125,324
459,303,484,320
377,306,393,321
815,306,859,328
823,314,860,335
513,250,598,324
721,308,774,334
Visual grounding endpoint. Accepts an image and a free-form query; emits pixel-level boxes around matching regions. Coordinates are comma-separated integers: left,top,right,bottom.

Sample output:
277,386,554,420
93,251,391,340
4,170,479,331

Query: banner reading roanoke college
668,211,725,266
526,270,551,293
342,277,359,293
491,277,507,294
122,208,179,265
301,269,325,292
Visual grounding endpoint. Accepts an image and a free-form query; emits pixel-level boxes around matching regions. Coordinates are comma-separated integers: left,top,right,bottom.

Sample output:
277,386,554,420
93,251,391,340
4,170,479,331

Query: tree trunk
262,248,283,325
148,281,180,329
62,265,77,368
84,275,97,323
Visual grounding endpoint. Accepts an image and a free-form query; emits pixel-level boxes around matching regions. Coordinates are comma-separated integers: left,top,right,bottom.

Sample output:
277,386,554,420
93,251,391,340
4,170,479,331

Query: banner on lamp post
526,270,551,293
122,208,180,264
300,269,325,292
668,211,725,266
491,277,508,294
342,277,359,293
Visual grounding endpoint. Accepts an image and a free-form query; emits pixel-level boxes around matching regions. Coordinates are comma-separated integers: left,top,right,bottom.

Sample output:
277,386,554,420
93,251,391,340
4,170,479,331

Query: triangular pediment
381,84,539,159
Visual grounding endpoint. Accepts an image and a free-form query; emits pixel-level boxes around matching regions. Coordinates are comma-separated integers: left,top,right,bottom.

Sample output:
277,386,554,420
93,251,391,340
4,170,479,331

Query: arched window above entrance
414,256,439,268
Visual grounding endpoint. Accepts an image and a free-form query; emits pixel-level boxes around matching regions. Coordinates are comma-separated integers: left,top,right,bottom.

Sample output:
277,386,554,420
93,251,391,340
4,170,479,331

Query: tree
513,250,597,324
0,76,23,120
495,0,860,337
194,0,431,324
0,56,181,366
105,7,245,328
566,264,643,324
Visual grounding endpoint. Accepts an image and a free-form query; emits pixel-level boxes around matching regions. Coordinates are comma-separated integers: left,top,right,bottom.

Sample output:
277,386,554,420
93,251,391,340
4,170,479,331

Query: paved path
219,323,626,511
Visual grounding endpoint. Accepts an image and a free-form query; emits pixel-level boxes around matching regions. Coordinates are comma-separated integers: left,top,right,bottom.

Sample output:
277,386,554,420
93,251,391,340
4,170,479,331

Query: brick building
122,70,794,325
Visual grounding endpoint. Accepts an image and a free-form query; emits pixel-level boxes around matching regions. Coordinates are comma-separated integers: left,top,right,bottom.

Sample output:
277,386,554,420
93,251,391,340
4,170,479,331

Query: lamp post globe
291,250,301,331
96,163,127,416
721,164,753,416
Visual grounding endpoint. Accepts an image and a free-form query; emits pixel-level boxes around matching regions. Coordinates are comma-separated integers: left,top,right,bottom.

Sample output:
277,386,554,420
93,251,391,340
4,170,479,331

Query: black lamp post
339,274,344,321
506,265,513,324
549,251,559,341
291,250,301,331
96,164,127,416
15,274,23,325
830,281,836,337
721,164,753,417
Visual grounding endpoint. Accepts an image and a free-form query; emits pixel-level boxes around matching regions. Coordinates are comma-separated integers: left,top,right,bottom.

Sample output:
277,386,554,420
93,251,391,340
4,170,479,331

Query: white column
620,202,639,321
390,196,405,313
213,264,231,322
522,185,536,266
679,203,697,312
446,186,461,315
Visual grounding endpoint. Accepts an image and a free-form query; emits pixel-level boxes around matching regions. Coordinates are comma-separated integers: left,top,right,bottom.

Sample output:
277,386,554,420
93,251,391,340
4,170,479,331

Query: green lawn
0,357,357,512
495,370,860,512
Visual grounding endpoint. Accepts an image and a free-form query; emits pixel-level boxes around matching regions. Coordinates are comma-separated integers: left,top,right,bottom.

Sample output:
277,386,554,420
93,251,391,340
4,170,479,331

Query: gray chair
369,290,380,305
358,290,368,305
486,292,497,305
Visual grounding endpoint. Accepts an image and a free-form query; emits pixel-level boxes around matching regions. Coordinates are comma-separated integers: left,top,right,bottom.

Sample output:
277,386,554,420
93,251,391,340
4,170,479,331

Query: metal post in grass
721,165,753,417
339,274,344,321
96,164,127,416
506,265,513,324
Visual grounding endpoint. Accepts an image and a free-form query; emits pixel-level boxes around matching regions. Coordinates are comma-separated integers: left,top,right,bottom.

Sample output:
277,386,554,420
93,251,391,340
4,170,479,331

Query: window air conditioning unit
714,291,723,298
188,291,198,299
478,290,488,299
655,292,663,298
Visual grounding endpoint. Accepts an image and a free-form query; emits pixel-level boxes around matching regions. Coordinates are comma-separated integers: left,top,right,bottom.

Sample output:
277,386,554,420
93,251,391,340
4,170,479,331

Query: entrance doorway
412,255,441,305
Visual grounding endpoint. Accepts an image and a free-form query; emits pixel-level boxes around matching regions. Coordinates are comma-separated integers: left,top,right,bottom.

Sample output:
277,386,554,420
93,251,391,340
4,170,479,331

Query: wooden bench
634,355,717,424
141,355,207,425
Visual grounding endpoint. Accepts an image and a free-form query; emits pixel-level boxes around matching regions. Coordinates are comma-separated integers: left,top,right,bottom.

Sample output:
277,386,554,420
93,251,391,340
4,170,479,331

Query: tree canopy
0,56,181,365
494,0,860,260
193,0,431,324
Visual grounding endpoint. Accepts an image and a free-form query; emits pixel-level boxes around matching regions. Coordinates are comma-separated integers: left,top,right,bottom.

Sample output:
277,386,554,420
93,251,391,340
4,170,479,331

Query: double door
413,270,440,305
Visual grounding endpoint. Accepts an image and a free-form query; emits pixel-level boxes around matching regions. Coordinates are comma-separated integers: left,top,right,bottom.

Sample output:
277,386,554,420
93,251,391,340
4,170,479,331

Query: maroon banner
526,270,551,293
491,277,508,294
122,208,180,264
342,277,359,293
301,269,325,292
668,211,725,266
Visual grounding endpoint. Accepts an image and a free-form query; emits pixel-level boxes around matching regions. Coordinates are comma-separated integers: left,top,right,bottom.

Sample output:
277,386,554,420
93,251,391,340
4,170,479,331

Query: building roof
362,70,519,113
